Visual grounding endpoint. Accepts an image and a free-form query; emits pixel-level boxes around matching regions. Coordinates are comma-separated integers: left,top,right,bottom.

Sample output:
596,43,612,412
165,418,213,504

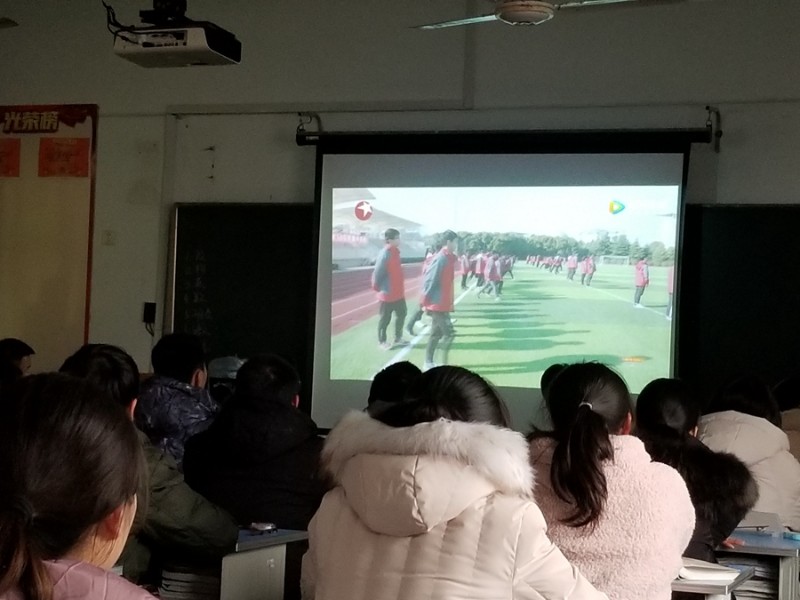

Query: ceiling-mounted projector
104,0,241,67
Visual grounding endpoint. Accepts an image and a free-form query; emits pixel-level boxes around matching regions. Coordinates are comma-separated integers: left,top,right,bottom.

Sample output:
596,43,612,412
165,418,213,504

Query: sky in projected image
342,186,680,245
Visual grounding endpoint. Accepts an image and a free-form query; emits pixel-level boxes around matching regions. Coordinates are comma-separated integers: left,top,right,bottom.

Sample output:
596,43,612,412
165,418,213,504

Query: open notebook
679,558,740,582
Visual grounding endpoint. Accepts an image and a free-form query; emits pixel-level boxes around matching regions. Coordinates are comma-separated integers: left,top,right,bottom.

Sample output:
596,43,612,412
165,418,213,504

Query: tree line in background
445,231,675,267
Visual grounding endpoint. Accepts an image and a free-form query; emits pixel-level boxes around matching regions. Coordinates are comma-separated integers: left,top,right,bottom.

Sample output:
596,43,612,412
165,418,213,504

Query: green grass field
330,264,673,392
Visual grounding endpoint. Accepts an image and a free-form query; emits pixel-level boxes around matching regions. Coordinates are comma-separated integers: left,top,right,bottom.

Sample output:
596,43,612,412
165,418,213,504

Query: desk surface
672,566,755,595
717,531,800,558
235,529,309,552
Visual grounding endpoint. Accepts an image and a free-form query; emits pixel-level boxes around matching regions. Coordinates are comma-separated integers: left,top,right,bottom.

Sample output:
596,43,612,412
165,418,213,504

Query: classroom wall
1,0,799,369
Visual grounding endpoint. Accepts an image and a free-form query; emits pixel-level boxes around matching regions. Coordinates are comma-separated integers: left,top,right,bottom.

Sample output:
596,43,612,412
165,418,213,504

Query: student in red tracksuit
371,228,407,349
666,264,675,320
474,252,487,288
478,253,503,301
582,255,596,286
459,253,471,290
553,255,563,275
580,256,589,285
566,255,578,281
634,257,650,307
406,248,435,336
422,231,458,370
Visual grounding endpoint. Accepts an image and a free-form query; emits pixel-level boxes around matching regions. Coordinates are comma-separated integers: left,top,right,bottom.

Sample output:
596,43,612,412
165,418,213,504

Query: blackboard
678,204,800,401
170,204,317,401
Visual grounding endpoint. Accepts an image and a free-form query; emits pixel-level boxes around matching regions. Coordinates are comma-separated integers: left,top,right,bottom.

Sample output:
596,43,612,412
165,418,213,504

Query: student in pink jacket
0,374,154,600
529,363,695,600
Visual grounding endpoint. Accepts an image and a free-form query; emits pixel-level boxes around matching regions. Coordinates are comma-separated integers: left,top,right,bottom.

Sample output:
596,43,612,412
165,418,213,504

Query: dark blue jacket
135,375,221,471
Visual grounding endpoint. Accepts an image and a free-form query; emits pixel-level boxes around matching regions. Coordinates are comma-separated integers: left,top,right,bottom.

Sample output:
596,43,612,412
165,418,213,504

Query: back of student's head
709,375,782,427
636,378,700,439
0,339,35,386
434,230,458,250
540,363,566,401
375,366,510,429
233,354,300,409
773,374,800,413
60,344,140,408
151,333,206,383
367,361,422,416
0,362,21,398
0,373,143,600
543,362,631,529
0,338,35,365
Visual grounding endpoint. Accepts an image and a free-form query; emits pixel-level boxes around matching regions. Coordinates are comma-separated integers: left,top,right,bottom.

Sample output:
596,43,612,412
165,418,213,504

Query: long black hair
636,378,700,440
541,362,631,529
0,374,143,600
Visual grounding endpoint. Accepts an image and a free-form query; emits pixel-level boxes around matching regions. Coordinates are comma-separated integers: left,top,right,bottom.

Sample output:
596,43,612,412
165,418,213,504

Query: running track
331,264,424,336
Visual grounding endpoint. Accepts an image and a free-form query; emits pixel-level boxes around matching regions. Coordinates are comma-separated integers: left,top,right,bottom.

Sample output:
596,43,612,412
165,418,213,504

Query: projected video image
329,186,679,392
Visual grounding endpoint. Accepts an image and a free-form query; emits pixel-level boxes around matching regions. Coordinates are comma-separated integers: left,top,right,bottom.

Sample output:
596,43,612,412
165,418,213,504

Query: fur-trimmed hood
320,411,534,537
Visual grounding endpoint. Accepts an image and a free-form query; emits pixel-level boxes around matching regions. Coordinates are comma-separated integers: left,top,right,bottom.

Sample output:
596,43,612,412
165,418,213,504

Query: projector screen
312,151,686,429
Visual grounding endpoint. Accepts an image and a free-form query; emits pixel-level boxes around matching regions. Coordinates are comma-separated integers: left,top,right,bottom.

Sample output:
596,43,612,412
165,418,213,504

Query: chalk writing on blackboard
177,246,213,345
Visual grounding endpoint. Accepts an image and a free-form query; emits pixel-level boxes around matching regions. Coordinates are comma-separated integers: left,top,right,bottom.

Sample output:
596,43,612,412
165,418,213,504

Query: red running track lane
331,264,424,336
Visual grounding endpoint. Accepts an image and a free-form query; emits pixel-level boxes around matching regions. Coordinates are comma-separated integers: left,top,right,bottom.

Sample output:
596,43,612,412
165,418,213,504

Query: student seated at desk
136,333,221,470
60,344,239,585
0,374,155,600
185,355,325,600
184,354,326,531
303,366,607,600
0,338,34,396
636,378,758,562
773,373,800,462
529,363,695,600
698,375,800,531
365,360,421,417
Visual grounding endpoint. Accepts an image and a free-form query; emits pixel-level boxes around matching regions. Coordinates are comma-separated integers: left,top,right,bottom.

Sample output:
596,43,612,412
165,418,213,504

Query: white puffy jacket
302,411,608,600
699,410,800,531
782,408,800,463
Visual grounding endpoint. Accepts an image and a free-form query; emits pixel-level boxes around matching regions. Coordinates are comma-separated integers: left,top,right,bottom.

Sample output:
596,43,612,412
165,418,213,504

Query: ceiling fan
415,0,691,29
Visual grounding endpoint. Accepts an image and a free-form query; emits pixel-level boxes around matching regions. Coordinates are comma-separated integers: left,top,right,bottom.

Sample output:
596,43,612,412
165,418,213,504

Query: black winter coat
639,432,758,562
183,401,326,531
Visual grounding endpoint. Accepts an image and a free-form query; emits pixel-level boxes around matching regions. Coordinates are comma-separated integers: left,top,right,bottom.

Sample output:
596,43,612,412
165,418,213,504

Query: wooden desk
716,530,800,600
221,529,309,600
672,566,754,600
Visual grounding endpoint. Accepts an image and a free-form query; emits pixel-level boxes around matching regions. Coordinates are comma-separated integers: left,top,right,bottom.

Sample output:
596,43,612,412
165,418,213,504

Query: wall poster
0,104,98,371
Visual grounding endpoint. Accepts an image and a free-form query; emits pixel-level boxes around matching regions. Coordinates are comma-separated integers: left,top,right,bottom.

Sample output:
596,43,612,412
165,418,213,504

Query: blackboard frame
165,202,319,413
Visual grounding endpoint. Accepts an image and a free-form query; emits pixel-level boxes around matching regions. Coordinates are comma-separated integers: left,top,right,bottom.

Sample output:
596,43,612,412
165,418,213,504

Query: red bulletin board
0,104,98,366
0,138,21,177
38,137,91,177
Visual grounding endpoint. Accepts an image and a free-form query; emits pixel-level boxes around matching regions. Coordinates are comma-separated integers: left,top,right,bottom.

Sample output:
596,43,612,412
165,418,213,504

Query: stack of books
159,567,221,600
717,556,777,599
679,557,740,582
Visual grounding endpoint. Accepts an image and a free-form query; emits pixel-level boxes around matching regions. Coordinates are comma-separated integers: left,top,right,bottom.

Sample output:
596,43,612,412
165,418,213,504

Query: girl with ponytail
0,374,153,600
529,363,695,600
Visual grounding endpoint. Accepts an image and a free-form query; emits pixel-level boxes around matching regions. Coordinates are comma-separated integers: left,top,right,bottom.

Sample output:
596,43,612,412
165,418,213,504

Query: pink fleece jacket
530,435,695,600
1,559,155,600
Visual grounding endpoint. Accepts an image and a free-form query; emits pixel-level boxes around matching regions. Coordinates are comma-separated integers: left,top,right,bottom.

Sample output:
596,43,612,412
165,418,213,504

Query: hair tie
578,401,593,411
2,495,35,527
